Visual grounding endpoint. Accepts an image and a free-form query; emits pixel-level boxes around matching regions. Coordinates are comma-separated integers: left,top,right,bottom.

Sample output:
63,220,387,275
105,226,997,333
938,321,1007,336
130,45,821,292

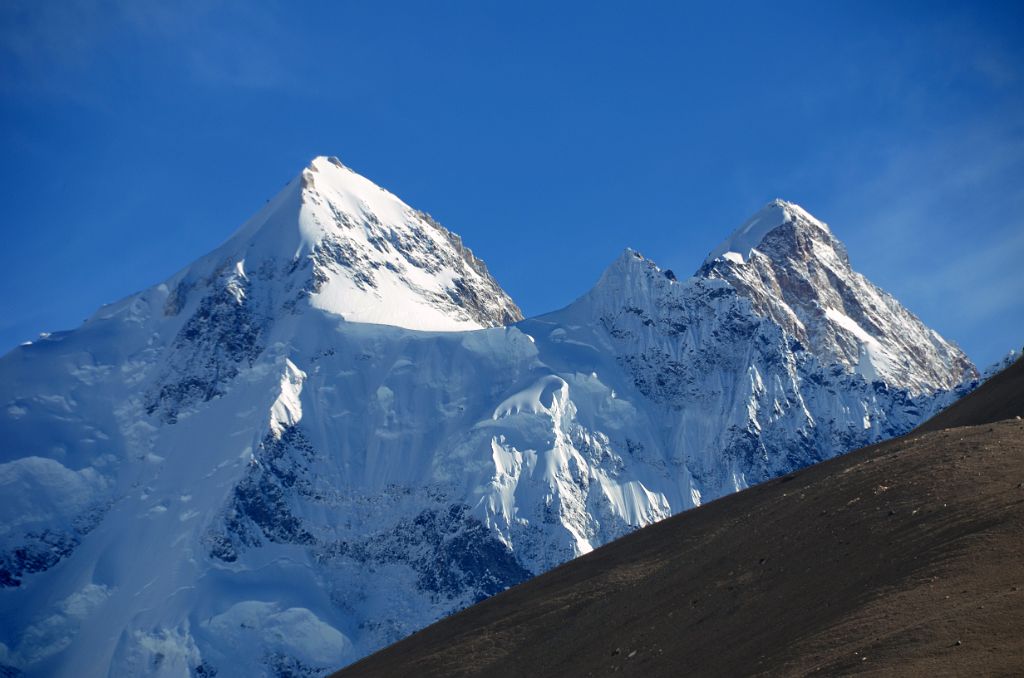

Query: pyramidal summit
700,198,974,394
0,158,985,677
167,155,522,333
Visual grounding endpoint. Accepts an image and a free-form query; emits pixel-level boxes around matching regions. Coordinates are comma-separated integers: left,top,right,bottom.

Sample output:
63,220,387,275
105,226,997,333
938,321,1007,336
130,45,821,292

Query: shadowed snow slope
0,177,981,676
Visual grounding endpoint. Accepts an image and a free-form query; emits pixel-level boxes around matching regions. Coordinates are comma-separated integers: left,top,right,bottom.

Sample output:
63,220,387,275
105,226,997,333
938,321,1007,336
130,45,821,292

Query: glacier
0,158,978,676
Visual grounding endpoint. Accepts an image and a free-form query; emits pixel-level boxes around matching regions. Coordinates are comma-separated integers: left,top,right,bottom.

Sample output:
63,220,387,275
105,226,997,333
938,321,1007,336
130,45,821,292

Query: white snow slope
0,166,978,677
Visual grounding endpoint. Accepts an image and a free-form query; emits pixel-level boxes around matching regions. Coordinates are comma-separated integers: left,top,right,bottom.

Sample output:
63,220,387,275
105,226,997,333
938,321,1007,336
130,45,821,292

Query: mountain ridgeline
0,158,979,677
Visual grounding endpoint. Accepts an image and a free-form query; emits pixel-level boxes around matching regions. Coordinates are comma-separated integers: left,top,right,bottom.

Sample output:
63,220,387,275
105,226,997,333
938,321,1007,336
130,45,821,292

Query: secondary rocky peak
698,202,976,394
703,199,835,266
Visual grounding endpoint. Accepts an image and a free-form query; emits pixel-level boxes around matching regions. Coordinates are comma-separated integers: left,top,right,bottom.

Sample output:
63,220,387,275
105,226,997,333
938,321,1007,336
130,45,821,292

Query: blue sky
1,1,1022,367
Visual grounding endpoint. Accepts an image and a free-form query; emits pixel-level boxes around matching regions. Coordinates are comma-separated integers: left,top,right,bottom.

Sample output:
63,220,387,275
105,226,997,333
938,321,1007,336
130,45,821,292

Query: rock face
700,200,976,394
0,167,979,677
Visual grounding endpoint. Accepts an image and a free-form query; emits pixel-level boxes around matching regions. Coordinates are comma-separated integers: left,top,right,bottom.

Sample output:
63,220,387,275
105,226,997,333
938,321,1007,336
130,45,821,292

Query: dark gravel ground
917,356,1023,433
335,360,1024,678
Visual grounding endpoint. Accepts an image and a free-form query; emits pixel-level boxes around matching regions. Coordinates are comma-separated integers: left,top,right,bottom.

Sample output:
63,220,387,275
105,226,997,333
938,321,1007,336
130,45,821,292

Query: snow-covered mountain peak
166,156,522,333
601,248,671,280
698,202,975,393
566,248,691,319
299,155,412,231
595,248,682,290
704,199,832,266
